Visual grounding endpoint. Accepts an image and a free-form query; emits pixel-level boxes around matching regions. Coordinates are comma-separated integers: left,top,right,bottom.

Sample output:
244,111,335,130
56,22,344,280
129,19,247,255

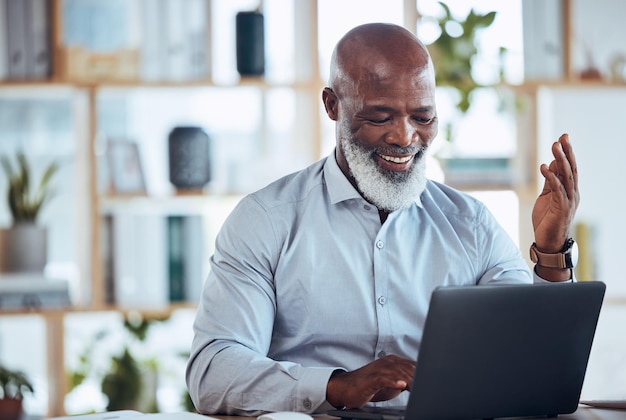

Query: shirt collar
323,149,424,208
324,151,363,205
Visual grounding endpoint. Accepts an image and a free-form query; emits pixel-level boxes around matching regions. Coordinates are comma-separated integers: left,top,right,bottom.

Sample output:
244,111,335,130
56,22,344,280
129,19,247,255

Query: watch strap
530,238,576,269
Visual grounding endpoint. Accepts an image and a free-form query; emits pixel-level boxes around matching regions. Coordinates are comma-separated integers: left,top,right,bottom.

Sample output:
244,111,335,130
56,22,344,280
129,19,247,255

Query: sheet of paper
143,413,219,419
48,410,143,420
49,412,219,420
579,400,626,410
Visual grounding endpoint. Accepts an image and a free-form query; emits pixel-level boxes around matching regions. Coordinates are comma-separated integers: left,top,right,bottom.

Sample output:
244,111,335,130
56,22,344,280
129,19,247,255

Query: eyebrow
409,106,435,113
366,105,435,114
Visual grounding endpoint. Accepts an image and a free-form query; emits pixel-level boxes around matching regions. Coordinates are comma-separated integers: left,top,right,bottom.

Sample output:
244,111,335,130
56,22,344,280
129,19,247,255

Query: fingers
326,355,415,409
551,134,578,202
541,134,579,207
558,133,578,188
533,134,580,250
376,355,415,390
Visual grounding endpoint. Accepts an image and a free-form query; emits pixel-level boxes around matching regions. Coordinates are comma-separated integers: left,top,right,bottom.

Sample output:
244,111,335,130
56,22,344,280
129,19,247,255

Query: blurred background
0,0,625,417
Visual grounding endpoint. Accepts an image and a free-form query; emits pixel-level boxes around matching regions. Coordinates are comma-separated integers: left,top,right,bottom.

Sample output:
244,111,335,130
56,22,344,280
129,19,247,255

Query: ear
322,87,339,121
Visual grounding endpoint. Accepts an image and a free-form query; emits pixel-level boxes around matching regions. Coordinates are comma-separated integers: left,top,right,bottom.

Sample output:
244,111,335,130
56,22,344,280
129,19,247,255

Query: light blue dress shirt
186,153,542,416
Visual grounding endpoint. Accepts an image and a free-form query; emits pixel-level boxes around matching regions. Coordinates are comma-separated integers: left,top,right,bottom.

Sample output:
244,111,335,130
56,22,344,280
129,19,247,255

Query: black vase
168,126,211,190
236,11,265,76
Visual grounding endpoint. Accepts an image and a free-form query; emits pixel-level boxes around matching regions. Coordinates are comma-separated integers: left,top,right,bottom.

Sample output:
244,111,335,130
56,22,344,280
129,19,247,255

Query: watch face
566,240,579,269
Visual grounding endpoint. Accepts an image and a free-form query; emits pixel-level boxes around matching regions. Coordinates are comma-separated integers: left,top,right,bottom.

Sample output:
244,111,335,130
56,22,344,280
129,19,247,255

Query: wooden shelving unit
2,0,625,417
0,0,324,415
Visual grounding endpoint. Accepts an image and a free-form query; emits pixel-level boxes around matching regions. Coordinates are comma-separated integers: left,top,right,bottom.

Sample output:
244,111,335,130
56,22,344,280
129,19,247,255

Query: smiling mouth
378,153,414,164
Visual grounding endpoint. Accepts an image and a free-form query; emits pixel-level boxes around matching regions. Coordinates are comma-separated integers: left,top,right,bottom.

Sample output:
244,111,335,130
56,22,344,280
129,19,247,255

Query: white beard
340,137,428,212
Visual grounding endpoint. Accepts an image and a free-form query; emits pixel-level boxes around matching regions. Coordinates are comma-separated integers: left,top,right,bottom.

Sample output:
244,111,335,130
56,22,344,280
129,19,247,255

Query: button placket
373,227,391,367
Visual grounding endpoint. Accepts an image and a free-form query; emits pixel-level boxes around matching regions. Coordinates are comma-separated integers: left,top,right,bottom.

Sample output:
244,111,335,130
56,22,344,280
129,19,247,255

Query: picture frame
106,140,146,194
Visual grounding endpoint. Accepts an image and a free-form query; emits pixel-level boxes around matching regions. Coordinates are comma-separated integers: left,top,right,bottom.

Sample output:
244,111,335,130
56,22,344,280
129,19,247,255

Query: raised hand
531,133,580,280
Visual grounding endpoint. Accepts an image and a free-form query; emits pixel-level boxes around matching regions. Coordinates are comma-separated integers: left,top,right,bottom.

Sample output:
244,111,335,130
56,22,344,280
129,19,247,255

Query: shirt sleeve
532,265,576,283
475,205,573,285
185,195,339,415
473,205,534,285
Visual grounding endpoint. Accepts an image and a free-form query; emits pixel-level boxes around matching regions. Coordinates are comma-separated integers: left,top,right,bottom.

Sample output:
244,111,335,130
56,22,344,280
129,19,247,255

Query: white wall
536,85,626,400
532,0,626,399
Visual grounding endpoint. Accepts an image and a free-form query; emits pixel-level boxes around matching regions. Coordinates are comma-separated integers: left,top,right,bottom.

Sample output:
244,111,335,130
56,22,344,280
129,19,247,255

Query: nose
385,117,417,148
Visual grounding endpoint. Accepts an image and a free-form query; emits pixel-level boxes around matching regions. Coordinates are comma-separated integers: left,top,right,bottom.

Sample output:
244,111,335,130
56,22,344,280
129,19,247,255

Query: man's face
329,65,439,212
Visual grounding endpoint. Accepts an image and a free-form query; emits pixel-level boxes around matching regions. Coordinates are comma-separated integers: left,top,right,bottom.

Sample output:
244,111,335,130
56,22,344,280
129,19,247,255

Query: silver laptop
329,281,606,420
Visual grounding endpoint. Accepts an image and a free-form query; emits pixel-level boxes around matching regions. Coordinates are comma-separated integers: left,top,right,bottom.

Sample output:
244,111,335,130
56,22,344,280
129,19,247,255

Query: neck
378,209,389,224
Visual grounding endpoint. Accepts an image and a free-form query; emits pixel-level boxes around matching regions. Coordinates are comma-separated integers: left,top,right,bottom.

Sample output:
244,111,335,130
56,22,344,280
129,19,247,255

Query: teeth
380,154,413,163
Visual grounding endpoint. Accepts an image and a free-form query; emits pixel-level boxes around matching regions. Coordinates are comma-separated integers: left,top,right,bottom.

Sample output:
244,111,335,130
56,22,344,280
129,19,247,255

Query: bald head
329,23,434,95
322,23,438,212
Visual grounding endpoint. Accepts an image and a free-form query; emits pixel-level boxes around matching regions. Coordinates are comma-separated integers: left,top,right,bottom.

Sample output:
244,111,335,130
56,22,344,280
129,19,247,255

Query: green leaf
477,11,497,28
40,162,59,192
0,364,34,399
427,2,498,114
465,9,478,29
102,349,141,411
2,152,59,223
17,152,30,200
438,1,452,19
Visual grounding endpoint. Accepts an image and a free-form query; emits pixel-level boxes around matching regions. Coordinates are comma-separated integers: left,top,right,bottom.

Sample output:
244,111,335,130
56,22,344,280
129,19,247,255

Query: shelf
99,193,244,216
0,302,196,318
0,77,325,91
444,183,520,192
5,78,625,91
507,79,626,91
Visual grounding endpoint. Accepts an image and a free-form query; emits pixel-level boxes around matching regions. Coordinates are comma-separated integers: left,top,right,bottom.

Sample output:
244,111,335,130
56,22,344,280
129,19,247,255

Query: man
186,23,579,415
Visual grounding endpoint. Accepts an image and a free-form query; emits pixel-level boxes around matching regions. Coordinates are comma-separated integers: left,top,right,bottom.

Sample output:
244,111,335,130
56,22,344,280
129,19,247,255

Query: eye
369,117,391,124
413,116,435,124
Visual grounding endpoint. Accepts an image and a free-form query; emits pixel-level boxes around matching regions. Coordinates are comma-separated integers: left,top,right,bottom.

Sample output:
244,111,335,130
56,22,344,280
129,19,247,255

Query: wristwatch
530,238,578,269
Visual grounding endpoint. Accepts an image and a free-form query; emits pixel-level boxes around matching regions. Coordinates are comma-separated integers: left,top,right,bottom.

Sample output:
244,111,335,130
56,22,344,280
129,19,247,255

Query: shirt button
303,398,312,410
378,350,387,358
376,240,384,249
364,204,371,211
378,296,386,305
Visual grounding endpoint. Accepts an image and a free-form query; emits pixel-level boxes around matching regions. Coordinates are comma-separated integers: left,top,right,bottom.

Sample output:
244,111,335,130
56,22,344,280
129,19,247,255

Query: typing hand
326,355,415,409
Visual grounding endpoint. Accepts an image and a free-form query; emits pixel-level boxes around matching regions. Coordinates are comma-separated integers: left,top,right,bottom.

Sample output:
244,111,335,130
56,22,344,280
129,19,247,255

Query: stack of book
60,0,209,82
0,0,52,80
440,157,515,188
102,213,206,308
0,0,210,82
0,273,71,311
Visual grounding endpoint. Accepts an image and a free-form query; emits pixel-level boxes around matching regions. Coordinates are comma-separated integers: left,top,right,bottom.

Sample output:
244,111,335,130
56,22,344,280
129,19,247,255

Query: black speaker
168,126,211,190
236,11,265,76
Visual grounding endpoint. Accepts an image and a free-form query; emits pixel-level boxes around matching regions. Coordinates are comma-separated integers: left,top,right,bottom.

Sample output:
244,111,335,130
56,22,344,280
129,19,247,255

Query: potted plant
424,2,499,158
0,364,34,420
67,313,168,414
426,1,497,114
423,2,515,185
0,151,58,273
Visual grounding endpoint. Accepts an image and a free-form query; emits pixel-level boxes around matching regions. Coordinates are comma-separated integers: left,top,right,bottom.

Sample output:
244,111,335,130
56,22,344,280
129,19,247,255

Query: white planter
0,224,47,273
134,366,159,413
